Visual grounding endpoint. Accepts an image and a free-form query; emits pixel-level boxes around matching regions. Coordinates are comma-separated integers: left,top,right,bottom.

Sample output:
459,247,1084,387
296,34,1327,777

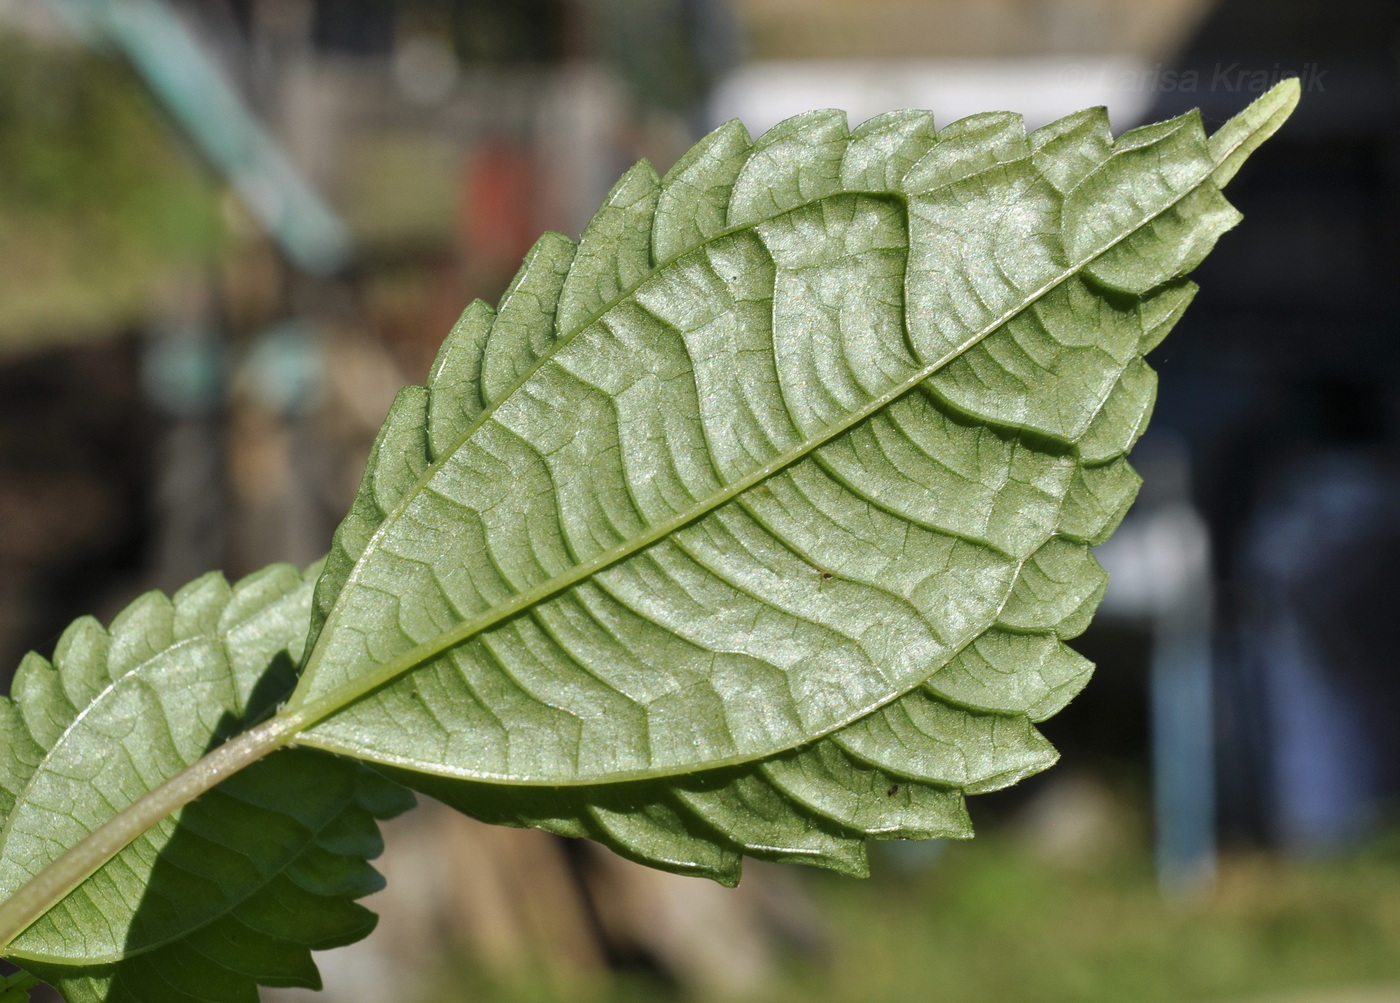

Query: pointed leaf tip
1209,77,1301,187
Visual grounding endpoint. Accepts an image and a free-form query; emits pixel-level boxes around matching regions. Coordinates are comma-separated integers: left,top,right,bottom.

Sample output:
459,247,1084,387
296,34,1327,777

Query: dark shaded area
1140,0,1400,848
310,0,397,57
1040,622,1154,777
0,338,152,680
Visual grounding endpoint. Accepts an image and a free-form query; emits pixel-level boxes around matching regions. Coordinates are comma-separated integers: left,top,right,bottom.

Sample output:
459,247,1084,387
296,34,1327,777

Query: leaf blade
291,85,1296,874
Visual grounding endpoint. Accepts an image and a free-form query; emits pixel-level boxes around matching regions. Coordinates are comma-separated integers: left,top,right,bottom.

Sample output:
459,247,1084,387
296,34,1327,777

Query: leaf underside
0,567,413,1001
289,84,1299,883
0,83,1297,1002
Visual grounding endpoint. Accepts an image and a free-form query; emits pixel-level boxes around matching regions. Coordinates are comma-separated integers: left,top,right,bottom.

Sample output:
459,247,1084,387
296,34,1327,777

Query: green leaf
0,566,414,1000
280,83,1298,883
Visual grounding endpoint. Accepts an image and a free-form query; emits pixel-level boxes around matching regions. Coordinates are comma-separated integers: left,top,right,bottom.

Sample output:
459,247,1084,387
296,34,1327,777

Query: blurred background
0,0,1398,1000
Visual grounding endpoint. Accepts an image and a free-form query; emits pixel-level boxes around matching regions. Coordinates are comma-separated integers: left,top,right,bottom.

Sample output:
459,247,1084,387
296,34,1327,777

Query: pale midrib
0,584,311,955
6,778,351,966
282,128,1229,743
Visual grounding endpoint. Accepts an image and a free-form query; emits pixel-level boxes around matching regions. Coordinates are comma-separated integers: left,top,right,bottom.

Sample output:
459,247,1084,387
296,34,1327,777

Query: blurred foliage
427,825,1400,1003
0,31,222,358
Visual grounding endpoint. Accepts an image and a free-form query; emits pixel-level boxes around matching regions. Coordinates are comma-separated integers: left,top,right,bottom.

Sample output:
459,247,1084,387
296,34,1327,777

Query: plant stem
0,716,295,954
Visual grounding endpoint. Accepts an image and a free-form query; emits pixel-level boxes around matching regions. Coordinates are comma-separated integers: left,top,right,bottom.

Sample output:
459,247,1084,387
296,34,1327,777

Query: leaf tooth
759,742,974,841
996,536,1107,638
1076,356,1157,464
1058,456,1141,547
230,872,378,951
1028,106,1113,194
368,386,431,517
831,690,1058,793
840,110,937,193
1112,108,1207,155
480,230,577,408
671,770,869,876
902,111,1029,193
49,616,112,714
307,387,431,651
586,796,743,886
923,627,1094,723
183,918,322,989
311,798,388,861
0,698,43,816
221,563,305,632
171,572,232,643
283,841,385,900
426,298,495,458
1137,278,1197,356
653,117,752,263
9,651,72,759
726,108,849,228
105,591,176,680
555,161,661,341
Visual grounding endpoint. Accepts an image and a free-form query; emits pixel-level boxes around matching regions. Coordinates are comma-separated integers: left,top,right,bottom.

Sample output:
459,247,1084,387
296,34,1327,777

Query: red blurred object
459,140,536,280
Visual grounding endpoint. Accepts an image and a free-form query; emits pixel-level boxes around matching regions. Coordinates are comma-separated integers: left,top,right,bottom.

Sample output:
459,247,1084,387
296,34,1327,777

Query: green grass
427,816,1400,1003
776,834,1400,1003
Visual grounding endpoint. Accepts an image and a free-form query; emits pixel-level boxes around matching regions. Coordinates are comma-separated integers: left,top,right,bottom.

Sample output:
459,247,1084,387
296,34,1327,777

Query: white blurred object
710,56,1157,134
1095,439,1218,895
1096,503,1211,618
1016,773,1128,869
393,32,459,106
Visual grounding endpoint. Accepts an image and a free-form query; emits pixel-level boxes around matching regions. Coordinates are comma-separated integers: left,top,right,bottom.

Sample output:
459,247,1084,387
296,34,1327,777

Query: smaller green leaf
0,566,413,1002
